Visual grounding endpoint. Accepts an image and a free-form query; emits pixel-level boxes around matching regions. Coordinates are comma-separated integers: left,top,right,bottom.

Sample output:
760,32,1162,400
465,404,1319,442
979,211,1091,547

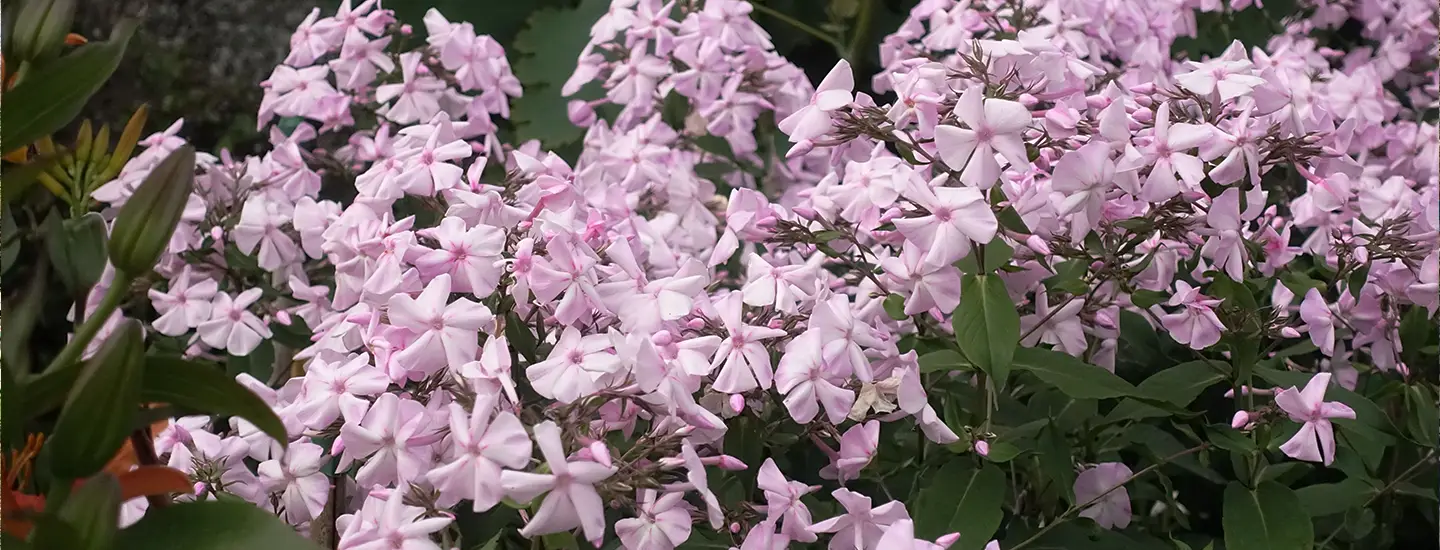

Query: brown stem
128,430,170,509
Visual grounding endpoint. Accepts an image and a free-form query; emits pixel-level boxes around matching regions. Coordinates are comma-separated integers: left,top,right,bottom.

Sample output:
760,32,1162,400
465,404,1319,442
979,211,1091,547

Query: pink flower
881,242,963,316
429,400,532,512
615,490,693,550
779,60,854,144
233,196,301,270
345,488,452,550
1199,188,1252,281
757,458,818,542
1276,372,1356,465
337,393,435,488
1299,288,1336,356
811,295,885,383
502,421,617,546
821,421,880,483
149,267,218,336
396,114,473,196
934,87,1032,188
257,441,330,524
413,217,505,297
808,488,909,550
875,519,957,550
376,52,446,124
1074,462,1133,529
1139,102,1211,201
775,331,857,425
387,273,493,379
527,326,620,403
894,176,998,268
1156,281,1226,350
1051,140,1116,241
710,293,788,394
197,289,273,356
296,353,390,429
1020,287,1087,356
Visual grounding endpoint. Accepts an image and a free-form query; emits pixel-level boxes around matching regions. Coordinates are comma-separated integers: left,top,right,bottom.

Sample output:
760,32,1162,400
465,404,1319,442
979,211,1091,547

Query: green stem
1011,443,1210,550
845,0,875,67
43,272,132,374
1318,450,1437,548
750,3,847,58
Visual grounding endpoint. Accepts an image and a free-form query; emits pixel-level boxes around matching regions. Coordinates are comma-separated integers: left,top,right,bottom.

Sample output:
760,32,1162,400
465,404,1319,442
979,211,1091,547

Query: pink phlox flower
1138,102,1212,201
396,113,472,196
756,458,818,543
1050,140,1117,241
501,421,617,546
1155,281,1226,350
710,293,788,393
387,273,493,379
296,352,390,429
811,295,885,383
779,60,854,145
775,330,857,425
458,335,520,405
376,52,447,124
615,489,694,550
413,217,505,297
1276,372,1356,465
342,487,453,550
149,267,218,336
429,399,532,512
529,234,610,326
527,326,621,403
1199,188,1257,281
337,393,436,488
233,195,302,270
197,289,274,356
257,441,331,525
881,242,963,316
808,487,909,550
933,86,1032,188
820,420,880,483
1074,462,1134,529
894,175,998,268
876,519,958,550
1020,286,1087,356
740,253,817,314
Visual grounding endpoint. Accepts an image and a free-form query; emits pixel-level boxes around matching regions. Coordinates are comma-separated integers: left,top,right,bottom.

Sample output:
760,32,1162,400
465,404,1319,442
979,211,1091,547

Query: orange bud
64,33,88,46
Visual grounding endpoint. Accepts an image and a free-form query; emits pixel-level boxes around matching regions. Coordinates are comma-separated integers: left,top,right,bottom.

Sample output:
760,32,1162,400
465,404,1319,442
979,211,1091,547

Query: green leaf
982,236,1014,272
1222,481,1314,550
912,461,1006,549
1205,425,1257,454
1127,425,1225,484
142,357,289,447
51,474,122,550
1130,289,1169,309
983,441,1023,462
1038,422,1077,503
2,19,137,152
1404,385,1438,448
953,274,1019,387
115,500,320,549
227,339,275,382
1295,478,1373,517
883,294,908,321
918,349,973,374
45,212,109,295
2,156,58,208
1105,361,1225,422
48,320,145,479
1011,346,1139,400
510,0,609,148
1043,260,1088,295
996,206,1030,234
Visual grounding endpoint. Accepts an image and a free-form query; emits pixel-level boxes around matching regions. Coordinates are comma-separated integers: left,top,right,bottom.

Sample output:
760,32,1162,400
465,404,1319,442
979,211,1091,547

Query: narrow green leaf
115,500,321,549
1105,361,1225,422
1294,478,1373,517
912,462,1006,549
142,357,290,447
2,19,137,152
55,474,122,550
48,320,145,479
918,349,973,373
1222,481,1314,550
1404,385,1438,448
1127,425,1225,484
1038,422,1077,503
1011,346,1139,400
1205,425,1257,454
953,274,1019,387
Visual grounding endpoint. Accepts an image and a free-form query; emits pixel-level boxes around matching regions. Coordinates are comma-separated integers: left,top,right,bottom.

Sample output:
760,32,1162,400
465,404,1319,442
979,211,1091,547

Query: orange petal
117,466,192,501
104,441,140,477
65,33,88,46
3,148,28,163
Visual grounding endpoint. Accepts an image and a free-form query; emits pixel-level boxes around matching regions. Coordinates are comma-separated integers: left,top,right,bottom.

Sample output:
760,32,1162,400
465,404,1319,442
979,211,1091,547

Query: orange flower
2,425,190,539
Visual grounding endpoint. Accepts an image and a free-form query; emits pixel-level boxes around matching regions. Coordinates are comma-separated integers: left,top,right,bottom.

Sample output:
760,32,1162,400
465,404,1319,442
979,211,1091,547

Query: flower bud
8,0,77,64
193,482,208,496
974,440,990,457
400,24,414,35
108,145,196,276
275,310,293,326
1085,94,1112,109
652,330,674,346
686,318,707,330
936,533,962,548
1094,309,1119,329
1128,82,1156,95
729,522,742,534
588,441,613,468
1231,410,1252,430
785,139,815,159
568,100,597,128
1280,326,1301,338
1133,105,1154,120
729,394,746,413
715,455,748,471
1353,245,1369,264
1025,234,1051,255
793,207,819,220
1018,93,1039,107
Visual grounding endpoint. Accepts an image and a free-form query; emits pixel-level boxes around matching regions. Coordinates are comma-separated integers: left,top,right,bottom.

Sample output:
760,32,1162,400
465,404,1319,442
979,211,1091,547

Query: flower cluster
84,0,1437,548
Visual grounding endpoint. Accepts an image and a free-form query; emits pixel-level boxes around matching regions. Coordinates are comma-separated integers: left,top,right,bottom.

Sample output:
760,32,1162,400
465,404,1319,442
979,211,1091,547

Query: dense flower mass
79,0,1437,547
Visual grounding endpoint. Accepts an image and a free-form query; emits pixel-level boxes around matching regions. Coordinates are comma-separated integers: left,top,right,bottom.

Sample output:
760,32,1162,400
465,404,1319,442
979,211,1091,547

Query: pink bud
589,441,613,468
1026,234,1051,255
1089,260,1105,271
1094,309,1118,329
1133,104,1154,120
658,457,685,469
686,318,706,330
729,522,742,534
400,24,413,35
1280,326,1301,338
1231,410,1252,430
793,207,819,220
652,330,674,346
878,207,903,224
936,533,962,548
1085,94,1111,109
1018,93,1039,107
785,139,815,159
470,142,486,153
716,455,748,471
674,425,696,437
974,440,990,457
767,319,785,329
729,394,746,413
193,482,208,496
1128,82,1156,94
1353,245,1369,264
209,226,224,241
331,437,345,456
567,100,597,128
274,310,293,326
